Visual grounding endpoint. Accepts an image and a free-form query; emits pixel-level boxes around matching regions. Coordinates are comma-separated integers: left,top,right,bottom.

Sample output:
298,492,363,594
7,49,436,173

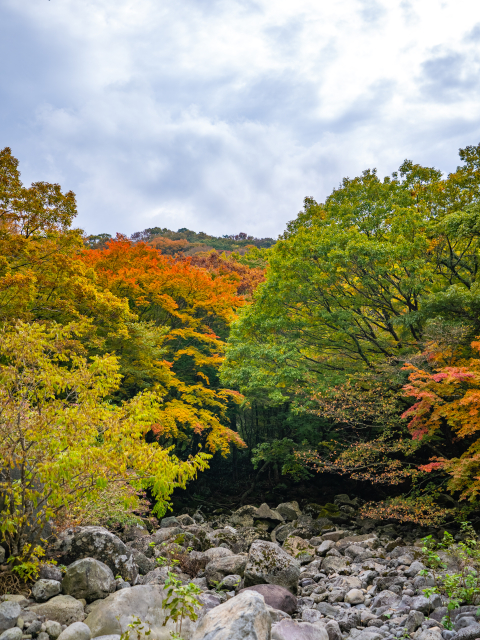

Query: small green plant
119,615,151,640
441,615,454,630
420,523,480,611
162,569,203,639
6,544,54,581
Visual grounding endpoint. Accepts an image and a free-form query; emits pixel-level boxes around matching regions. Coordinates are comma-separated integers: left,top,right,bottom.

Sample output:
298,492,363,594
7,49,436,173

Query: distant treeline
86,227,277,255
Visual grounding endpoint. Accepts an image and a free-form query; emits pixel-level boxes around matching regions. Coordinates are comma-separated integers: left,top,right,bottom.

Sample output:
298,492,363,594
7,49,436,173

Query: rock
345,589,364,605
344,544,369,559
32,579,62,602
25,620,42,636
62,558,116,602
370,590,400,611
405,610,425,633
302,608,323,623
92,636,121,640
218,574,242,590
416,628,443,640
405,561,425,578
29,595,85,626
454,623,480,640
316,602,340,617
325,620,342,640
240,584,297,615
0,602,21,633
177,514,195,526
0,629,22,640
271,619,329,640
230,506,257,528
256,503,284,522
84,584,194,639
205,555,248,586
351,632,383,640
274,523,298,543
284,536,315,564
0,547,5,564
39,565,64,582
151,527,183,545
203,547,234,562
322,531,346,542
192,590,271,640
53,526,137,582
316,540,335,556
244,540,301,594
411,594,442,614
160,516,180,528
276,502,302,521
130,548,155,575
38,634,49,640
57,622,92,640
45,620,63,638
455,616,476,631
321,556,349,574
266,605,291,625
1,596,27,607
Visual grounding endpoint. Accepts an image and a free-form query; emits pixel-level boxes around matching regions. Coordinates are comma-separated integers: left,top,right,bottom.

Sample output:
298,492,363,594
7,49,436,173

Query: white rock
57,622,91,640
192,590,271,640
272,619,329,640
0,628,23,640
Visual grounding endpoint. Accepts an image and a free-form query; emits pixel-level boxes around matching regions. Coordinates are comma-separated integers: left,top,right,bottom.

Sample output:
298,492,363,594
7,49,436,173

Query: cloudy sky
1,0,480,238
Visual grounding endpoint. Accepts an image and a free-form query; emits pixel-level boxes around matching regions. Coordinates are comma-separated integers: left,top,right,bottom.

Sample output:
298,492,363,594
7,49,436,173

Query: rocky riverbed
0,496,477,640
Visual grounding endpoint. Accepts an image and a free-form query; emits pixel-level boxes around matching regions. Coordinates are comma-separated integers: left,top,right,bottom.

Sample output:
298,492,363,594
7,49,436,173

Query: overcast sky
1,0,480,238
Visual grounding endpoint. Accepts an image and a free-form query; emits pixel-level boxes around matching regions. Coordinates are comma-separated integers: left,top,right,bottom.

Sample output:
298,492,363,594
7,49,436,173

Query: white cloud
1,0,480,236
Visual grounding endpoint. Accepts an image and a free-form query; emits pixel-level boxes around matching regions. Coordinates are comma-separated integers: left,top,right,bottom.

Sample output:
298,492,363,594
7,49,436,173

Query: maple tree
186,250,266,296
80,236,246,454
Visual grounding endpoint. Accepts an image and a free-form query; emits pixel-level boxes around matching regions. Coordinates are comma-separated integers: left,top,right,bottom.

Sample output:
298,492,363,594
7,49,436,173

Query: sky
1,0,480,238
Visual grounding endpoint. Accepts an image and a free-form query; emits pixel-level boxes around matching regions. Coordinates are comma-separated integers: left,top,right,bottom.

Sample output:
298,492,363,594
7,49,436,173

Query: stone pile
0,496,476,640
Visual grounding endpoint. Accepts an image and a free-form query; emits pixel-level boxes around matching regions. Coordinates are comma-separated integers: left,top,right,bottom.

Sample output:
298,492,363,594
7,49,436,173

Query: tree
80,236,246,454
0,320,209,566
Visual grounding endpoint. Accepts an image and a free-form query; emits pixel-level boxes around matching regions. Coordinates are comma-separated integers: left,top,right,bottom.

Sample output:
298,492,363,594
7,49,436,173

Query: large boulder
205,555,248,586
271,619,329,640
191,590,271,640
276,502,302,521
0,602,21,633
283,537,315,564
244,540,301,594
62,558,116,602
239,584,297,615
29,595,85,626
53,526,137,582
85,585,195,640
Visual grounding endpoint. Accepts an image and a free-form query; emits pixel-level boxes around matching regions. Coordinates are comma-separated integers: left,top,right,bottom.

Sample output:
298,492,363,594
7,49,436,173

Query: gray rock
160,516,180,528
203,547,234,562
351,632,383,640
205,555,248,586
271,619,329,640
0,546,5,564
177,514,195,526
25,620,42,636
0,602,21,633
90,637,120,640
325,619,342,640
371,590,401,611
218,574,242,590
130,548,155,575
316,602,340,617
321,556,350,574
39,565,63,582
455,623,480,640
274,523,298,544
45,620,63,639
38,634,49,640
455,617,476,631
230,506,257,528
244,540,301,594
32,579,62,602
240,584,297,615
276,502,302,521
192,590,271,640
406,610,425,633
416,628,443,640
53,526,137,582
411,594,442,614
62,558,116,602
316,540,335,556
84,584,193,639
405,561,425,578
57,622,91,640
0,629,22,640
302,608,323,623
29,595,85,626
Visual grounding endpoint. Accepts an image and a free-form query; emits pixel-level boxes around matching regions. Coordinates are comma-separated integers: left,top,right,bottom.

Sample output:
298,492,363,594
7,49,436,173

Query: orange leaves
185,250,266,296
402,338,480,500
